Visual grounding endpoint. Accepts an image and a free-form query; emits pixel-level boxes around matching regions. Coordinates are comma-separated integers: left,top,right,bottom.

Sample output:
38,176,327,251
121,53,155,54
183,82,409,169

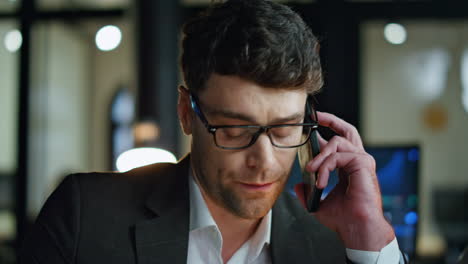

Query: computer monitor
286,145,419,258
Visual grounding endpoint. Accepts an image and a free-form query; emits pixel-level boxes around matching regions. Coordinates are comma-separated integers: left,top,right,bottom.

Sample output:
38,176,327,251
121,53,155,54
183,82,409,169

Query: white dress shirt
187,171,403,264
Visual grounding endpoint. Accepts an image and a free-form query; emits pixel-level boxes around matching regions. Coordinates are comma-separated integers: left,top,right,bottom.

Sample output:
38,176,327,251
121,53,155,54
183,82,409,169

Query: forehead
198,74,307,122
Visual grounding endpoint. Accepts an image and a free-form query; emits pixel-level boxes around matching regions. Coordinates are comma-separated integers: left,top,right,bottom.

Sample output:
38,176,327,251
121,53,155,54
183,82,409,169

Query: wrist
339,215,395,251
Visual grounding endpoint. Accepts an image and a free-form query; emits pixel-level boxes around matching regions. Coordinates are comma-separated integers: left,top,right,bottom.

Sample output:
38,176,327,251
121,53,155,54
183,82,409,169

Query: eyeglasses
189,91,318,150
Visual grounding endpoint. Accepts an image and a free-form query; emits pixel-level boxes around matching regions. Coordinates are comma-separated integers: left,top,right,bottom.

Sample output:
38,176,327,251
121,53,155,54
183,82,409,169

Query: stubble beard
216,174,286,219
192,154,289,220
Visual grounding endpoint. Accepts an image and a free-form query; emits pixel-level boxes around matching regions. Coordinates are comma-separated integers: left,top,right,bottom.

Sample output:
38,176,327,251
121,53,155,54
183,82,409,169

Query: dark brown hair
181,0,323,94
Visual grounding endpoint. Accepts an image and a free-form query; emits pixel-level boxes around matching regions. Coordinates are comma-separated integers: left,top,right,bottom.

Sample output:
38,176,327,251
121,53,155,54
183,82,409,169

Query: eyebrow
203,105,305,124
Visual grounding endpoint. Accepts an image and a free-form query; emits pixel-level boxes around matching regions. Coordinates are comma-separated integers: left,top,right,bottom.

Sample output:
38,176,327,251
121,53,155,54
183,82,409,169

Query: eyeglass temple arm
189,92,213,129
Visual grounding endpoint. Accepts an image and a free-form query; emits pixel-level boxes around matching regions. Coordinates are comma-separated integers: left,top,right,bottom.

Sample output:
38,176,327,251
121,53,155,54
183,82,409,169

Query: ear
177,85,193,135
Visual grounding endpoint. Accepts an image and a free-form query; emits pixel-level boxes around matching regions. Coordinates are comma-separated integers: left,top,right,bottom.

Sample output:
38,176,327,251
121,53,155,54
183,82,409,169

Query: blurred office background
0,0,467,263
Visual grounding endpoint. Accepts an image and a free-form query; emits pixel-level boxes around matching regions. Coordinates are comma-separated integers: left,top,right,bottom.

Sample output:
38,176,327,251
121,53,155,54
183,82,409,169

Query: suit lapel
135,155,191,264
270,193,321,264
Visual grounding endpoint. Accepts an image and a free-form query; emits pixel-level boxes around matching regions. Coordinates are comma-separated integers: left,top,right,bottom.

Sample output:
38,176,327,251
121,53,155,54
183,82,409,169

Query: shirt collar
189,169,217,231
188,169,271,246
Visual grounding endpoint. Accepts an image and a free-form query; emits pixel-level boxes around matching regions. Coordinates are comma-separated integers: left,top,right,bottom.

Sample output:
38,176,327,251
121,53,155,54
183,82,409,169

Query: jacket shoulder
20,162,184,264
72,162,182,218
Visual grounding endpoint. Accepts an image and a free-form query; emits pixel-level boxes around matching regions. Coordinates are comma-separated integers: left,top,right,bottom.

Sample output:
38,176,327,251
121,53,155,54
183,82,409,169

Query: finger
316,112,364,150
315,152,370,188
306,136,363,173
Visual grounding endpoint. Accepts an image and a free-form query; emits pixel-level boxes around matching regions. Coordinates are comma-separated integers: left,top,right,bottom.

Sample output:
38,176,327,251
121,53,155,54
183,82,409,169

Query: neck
205,192,261,263
196,182,262,263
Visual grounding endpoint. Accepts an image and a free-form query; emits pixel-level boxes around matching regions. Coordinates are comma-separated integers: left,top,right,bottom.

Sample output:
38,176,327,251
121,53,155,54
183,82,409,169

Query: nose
245,133,276,170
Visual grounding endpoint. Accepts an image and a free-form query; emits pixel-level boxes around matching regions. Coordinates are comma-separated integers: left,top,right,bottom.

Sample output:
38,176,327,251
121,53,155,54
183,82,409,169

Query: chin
223,192,278,220
239,206,271,220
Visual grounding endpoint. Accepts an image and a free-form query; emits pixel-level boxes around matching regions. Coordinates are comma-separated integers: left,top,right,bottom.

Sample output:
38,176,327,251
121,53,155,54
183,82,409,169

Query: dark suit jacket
20,155,348,263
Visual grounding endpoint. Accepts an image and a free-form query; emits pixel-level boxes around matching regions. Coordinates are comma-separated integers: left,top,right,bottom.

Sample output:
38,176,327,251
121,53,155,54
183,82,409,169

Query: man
20,0,406,263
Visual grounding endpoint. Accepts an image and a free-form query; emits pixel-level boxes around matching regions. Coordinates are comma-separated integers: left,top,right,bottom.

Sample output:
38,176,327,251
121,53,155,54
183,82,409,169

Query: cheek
214,154,246,180
284,150,298,166
277,150,298,177
191,125,239,176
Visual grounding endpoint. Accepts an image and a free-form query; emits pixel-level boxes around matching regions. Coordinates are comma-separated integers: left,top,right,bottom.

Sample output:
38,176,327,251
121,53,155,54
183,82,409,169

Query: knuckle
326,152,339,163
349,123,358,133
344,123,357,135
365,154,377,169
329,136,349,150
344,129,354,140
328,135,342,146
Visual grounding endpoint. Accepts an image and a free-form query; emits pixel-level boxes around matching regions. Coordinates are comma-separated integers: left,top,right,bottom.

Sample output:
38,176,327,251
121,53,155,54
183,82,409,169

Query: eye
271,126,297,138
222,127,249,138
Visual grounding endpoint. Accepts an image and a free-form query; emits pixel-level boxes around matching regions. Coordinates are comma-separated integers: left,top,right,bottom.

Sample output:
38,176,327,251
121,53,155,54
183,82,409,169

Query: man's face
182,74,307,220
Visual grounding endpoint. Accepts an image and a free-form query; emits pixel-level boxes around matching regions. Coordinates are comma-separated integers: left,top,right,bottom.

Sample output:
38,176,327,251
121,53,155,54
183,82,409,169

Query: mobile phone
299,96,322,212
306,129,322,212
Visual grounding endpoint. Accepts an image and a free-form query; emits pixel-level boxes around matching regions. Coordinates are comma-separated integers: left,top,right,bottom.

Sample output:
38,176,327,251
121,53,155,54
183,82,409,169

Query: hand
294,111,395,251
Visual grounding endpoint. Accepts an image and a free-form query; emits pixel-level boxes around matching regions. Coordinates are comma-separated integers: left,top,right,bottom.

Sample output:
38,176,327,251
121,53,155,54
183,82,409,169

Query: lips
239,182,274,191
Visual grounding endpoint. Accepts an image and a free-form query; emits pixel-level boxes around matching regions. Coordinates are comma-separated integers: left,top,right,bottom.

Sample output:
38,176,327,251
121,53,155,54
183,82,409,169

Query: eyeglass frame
187,89,319,150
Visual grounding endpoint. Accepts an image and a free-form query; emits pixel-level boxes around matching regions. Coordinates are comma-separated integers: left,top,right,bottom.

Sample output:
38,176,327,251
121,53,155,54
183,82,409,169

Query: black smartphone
306,129,322,212
298,96,322,212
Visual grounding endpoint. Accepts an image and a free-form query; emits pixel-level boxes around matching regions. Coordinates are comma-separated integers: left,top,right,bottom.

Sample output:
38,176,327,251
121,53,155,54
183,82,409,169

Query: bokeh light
4,29,22,53
384,23,407,45
116,147,177,172
95,25,122,51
